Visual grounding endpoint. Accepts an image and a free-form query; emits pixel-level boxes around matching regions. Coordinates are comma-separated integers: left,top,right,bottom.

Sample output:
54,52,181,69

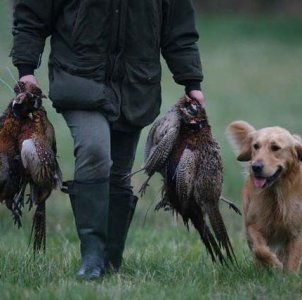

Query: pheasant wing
41,107,57,154
135,109,181,195
144,109,180,175
175,148,198,209
145,109,179,159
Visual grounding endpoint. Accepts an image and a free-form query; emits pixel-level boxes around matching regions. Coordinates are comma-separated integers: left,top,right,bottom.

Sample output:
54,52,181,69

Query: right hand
19,75,38,86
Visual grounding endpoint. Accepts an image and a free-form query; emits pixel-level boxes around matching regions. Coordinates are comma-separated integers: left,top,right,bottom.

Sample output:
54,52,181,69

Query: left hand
188,90,206,108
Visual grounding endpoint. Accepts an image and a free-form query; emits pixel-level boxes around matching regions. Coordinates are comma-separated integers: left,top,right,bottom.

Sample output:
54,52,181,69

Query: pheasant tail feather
30,202,46,254
188,206,226,264
206,204,236,264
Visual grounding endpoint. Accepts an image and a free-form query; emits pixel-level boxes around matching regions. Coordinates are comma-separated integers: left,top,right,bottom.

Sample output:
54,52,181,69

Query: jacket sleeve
161,0,203,85
10,0,53,68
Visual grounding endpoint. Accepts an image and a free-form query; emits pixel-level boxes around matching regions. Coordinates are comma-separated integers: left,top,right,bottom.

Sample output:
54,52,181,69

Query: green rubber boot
66,180,109,280
105,194,138,272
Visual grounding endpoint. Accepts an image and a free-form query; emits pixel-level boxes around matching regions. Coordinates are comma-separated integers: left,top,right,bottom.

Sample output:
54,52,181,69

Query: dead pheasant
0,101,25,226
127,96,239,264
12,81,62,253
0,81,43,225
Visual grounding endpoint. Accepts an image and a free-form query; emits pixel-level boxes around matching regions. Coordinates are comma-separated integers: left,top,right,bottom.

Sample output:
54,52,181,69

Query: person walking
11,0,205,280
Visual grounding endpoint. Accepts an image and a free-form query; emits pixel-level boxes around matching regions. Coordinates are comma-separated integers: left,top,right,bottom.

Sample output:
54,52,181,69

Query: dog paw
271,254,283,269
254,247,283,269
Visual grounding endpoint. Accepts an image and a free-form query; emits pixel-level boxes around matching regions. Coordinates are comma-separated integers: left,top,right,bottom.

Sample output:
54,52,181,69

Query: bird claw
220,197,242,215
26,193,34,211
139,182,149,196
13,216,21,228
10,190,26,228
11,202,23,228
228,203,242,215
13,213,22,228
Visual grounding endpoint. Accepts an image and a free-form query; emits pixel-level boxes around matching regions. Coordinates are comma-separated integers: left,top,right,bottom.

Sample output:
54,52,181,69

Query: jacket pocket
124,61,161,84
52,56,107,79
49,66,120,121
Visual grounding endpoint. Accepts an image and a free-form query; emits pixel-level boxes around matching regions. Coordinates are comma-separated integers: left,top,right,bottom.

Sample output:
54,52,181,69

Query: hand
187,90,206,108
19,75,38,86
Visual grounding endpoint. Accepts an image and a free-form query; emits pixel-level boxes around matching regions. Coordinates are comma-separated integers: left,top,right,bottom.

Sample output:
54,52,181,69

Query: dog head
226,121,302,189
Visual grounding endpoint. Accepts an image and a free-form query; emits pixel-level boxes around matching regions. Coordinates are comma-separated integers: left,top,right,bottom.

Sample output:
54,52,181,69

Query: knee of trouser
75,140,112,179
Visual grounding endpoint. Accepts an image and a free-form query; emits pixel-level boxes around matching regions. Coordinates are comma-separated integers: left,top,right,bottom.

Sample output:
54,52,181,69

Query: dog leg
285,235,302,273
247,224,283,269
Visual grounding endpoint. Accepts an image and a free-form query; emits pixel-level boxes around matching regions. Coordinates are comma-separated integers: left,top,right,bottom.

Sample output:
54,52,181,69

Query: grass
1,1,302,298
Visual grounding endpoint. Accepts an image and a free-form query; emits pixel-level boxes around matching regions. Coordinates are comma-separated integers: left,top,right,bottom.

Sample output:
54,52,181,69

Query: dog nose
252,162,264,176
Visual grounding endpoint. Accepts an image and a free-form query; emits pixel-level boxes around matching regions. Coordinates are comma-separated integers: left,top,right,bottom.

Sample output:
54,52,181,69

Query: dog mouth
253,167,283,189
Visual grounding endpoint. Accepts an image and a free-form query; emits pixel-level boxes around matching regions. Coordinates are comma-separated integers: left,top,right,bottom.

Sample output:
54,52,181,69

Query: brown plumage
18,109,62,252
0,81,62,253
0,102,25,226
128,96,237,264
13,82,62,253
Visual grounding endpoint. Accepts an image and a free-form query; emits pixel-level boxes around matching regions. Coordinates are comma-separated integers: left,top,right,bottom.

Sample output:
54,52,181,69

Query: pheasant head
177,96,207,128
12,82,45,119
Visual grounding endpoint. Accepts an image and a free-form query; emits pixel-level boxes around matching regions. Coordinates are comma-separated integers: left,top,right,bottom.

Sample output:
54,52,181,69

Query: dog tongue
254,177,267,188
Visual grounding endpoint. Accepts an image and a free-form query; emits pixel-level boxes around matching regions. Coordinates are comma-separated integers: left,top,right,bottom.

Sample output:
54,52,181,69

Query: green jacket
11,0,203,129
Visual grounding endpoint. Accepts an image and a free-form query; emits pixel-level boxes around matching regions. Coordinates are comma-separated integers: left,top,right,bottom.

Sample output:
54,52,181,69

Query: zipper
152,0,162,50
107,0,127,82
112,0,122,54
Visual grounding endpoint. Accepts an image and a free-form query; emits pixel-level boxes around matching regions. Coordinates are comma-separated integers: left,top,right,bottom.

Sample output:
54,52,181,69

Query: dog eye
271,145,281,152
253,143,260,150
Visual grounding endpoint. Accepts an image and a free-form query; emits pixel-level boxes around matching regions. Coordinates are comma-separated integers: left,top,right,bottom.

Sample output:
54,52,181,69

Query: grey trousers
62,109,141,231
62,111,141,189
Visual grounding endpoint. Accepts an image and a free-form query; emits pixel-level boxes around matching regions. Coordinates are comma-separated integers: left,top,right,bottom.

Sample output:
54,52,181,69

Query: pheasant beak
13,93,27,105
12,90,44,118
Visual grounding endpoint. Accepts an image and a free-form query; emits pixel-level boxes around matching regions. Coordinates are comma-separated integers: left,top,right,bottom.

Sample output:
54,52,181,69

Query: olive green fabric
11,0,203,128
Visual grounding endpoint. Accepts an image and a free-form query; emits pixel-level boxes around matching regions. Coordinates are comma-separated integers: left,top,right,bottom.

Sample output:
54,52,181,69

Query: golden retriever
226,121,302,273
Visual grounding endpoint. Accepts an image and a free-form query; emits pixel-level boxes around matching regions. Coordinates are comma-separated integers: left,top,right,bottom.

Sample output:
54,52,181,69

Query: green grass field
1,1,302,299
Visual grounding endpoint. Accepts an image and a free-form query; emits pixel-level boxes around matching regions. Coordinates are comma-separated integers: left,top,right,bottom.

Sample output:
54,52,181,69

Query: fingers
19,75,38,86
187,90,206,108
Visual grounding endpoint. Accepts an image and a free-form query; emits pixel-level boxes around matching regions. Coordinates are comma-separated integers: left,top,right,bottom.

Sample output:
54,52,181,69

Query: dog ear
296,145,302,161
237,140,252,161
226,121,256,162
293,134,302,161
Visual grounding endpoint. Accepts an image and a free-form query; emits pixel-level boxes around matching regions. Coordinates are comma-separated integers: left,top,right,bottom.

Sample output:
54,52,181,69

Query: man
11,0,205,280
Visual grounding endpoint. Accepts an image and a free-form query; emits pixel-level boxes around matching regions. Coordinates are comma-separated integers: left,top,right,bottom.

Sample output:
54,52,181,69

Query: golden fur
226,121,302,273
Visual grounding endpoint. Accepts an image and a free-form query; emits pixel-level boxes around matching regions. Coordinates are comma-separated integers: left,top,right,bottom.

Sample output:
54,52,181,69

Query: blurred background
0,0,301,294
195,0,302,15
